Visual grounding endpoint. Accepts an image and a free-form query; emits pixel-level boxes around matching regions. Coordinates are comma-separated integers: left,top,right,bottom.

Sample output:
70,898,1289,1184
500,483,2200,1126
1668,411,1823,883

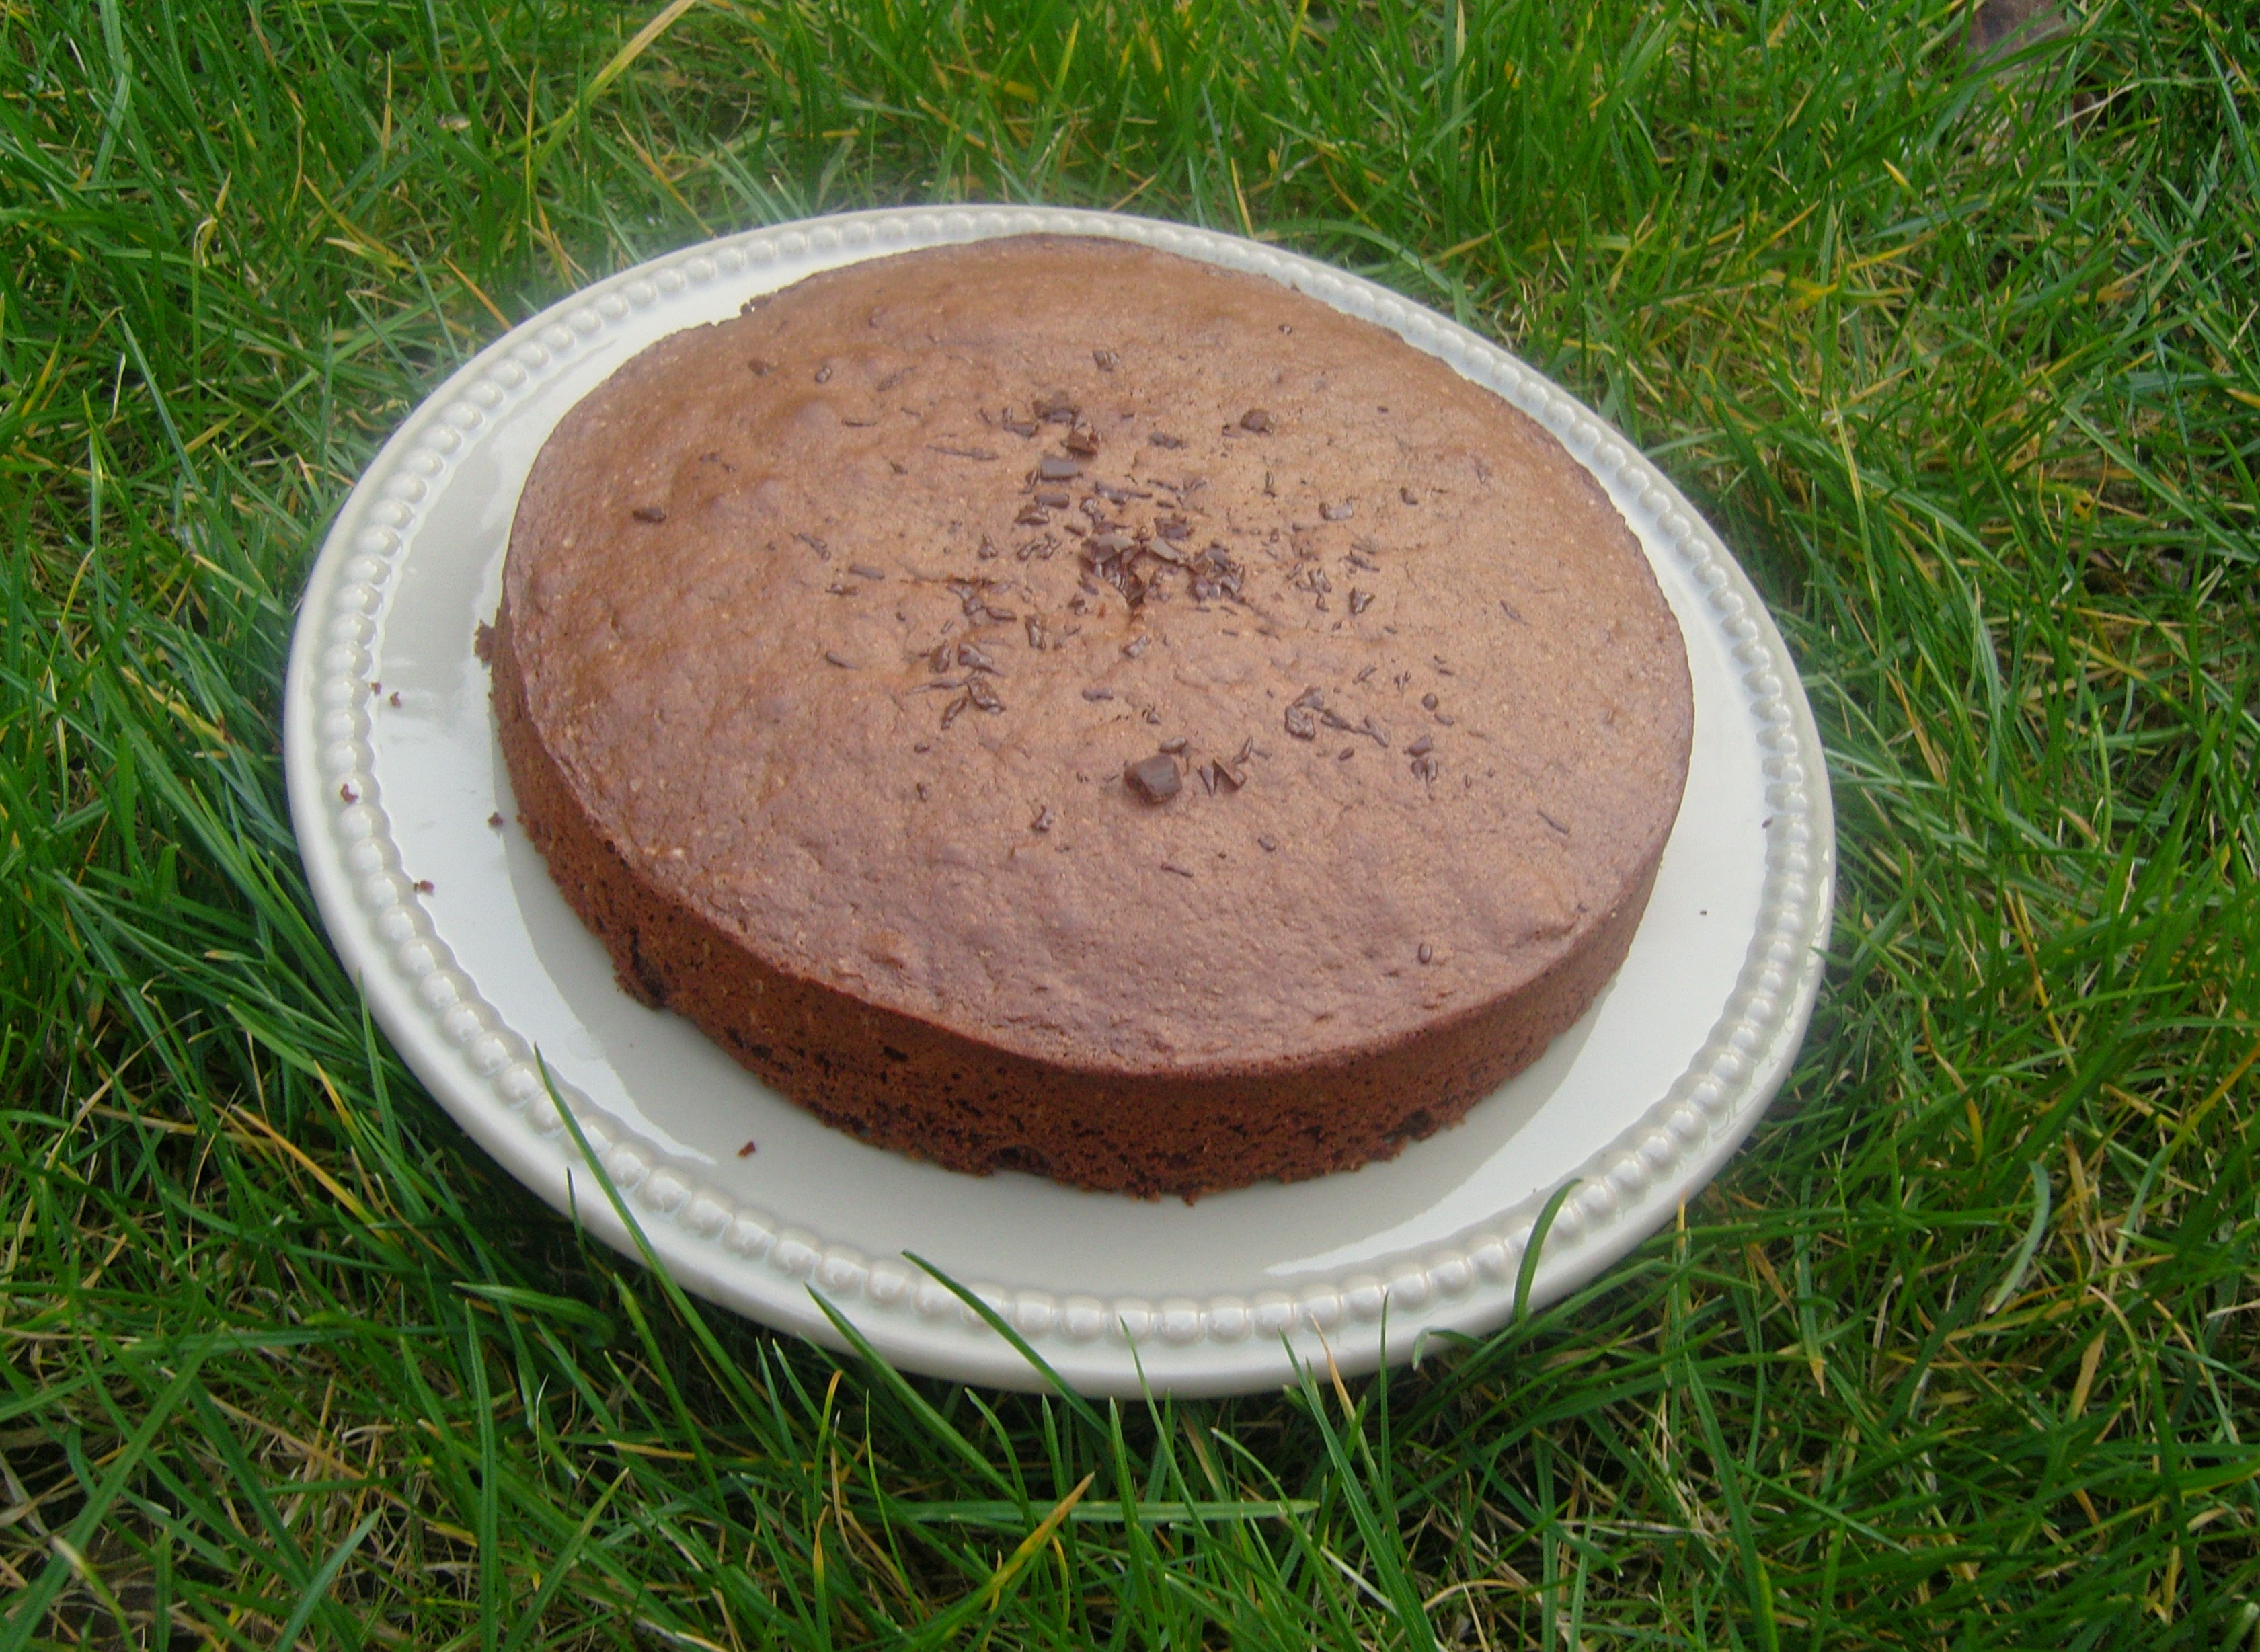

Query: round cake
490,234,1693,1199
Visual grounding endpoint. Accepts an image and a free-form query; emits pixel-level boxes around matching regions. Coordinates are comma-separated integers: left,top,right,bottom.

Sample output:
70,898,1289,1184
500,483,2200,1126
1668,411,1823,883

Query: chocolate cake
490,234,1693,1198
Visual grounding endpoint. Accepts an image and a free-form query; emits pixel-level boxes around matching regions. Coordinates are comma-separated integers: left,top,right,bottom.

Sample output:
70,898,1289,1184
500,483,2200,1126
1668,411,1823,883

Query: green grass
3,0,2256,1644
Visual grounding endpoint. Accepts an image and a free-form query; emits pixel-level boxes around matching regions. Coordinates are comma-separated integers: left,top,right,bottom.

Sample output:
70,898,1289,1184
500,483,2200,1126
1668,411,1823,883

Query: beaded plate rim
283,205,1834,1395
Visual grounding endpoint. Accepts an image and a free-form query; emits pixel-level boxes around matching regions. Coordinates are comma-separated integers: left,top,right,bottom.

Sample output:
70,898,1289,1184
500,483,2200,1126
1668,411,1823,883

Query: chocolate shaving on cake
1124,754,1181,803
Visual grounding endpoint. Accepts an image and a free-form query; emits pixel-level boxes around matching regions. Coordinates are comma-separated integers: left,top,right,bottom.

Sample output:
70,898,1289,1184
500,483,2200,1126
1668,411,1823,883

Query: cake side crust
493,597,1662,1199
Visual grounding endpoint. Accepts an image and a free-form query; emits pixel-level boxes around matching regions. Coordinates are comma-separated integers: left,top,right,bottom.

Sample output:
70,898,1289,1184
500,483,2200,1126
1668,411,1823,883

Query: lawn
3,0,2257,1645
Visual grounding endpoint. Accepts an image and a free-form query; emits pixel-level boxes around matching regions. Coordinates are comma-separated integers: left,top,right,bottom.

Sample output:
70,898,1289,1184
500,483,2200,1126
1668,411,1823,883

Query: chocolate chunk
1538,808,1569,835
795,533,829,559
1016,504,1053,526
1417,943,1434,965
931,444,999,461
738,1140,758,1157
487,812,506,830
814,364,833,383
1284,704,1318,740
1349,588,1374,615
415,878,436,894
1125,754,1182,803
1198,762,1218,796
1159,736,1188,754
1161,861,1195,879
631,504,666,523
848,563,886,581
1064,421,1101,457
1082,686,1114,701
1401,487,1419,506
1407,734,1434,757
1025,617,1048,649
1321,500,1354,522
1292,686,1326,709
1093,349,1118,371
1338,747,1354,760
1148,432,1183,449
929,643,954,674
389,690,403,708
339,782,358,803
1035,390,1076,422
748,356,775,375
1258,835,1278,852
1122,633,1151,659
957,640,999,674
1035,489,1070,510
1032,805,1057,832
1038,455,1081,481
1089,530,1135,558
1240,409,1272,434
1413,753,1441,783
1422,692,1440,711
939,691,972,729
824,650,855,669
965,676,1005,712
976,537,1000,560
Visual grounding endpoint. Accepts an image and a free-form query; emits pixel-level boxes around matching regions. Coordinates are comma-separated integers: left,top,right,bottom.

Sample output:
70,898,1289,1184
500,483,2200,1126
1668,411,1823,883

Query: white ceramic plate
284,206,1834,1397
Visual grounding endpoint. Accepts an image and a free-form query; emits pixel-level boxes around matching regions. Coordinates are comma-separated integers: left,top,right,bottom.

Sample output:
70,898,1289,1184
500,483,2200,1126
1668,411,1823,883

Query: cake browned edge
488,602,1667,1200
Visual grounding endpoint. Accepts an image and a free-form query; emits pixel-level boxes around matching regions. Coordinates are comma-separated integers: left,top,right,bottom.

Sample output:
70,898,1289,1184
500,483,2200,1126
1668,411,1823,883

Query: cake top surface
503,235,1692,1076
